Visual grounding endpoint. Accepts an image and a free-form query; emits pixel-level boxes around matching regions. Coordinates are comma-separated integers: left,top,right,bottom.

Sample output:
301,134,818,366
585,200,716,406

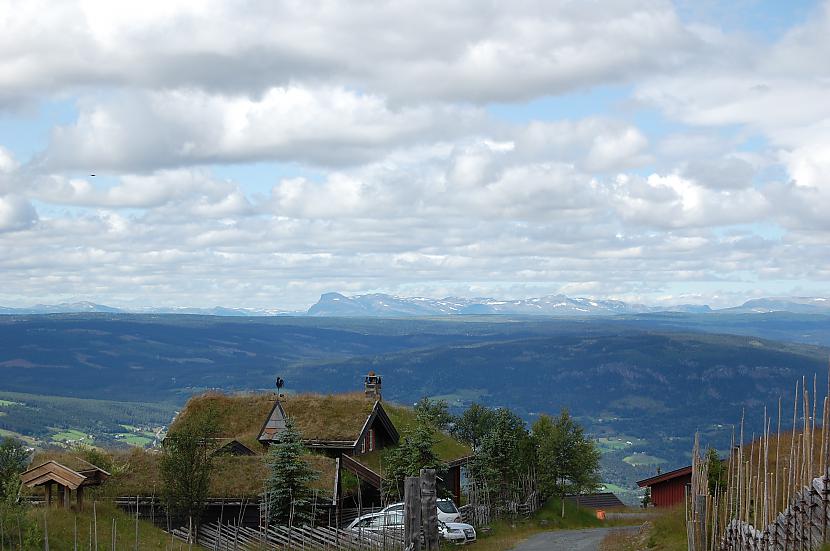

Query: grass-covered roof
172,392,377,444
28,448,336,498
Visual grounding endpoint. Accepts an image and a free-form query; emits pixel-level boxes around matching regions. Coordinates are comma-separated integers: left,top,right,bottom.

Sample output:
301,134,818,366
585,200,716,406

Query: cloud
34,87,483,171
29,169,253,214
1,1,829,308
0,0,701,106
515,119,650,171
0,194,37,232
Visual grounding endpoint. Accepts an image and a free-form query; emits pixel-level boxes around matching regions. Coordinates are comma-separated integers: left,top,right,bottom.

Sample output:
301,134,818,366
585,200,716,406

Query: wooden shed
20,459,110,510
637,465,692,507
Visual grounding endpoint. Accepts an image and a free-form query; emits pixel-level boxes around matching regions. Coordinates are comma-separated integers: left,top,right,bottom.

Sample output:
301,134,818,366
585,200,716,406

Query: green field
0,399,22,406
50,429,92,444
116,433,154,446
597,436,648,453
0,428,38,445
623,452,668,467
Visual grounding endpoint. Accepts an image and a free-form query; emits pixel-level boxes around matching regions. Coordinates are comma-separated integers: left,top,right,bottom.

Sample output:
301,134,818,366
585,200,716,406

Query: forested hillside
1,313,828,502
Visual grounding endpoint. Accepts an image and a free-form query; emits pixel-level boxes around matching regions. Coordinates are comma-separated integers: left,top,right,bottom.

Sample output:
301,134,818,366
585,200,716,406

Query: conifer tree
265,418,318,525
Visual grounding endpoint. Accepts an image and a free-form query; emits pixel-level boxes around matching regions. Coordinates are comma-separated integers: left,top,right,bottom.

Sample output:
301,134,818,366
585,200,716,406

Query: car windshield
437,500,457,513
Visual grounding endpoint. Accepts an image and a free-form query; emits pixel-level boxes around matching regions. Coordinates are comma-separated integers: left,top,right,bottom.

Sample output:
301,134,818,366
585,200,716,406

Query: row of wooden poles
688,366,830,551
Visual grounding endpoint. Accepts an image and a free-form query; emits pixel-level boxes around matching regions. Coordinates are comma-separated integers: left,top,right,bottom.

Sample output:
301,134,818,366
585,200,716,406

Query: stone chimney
364,370,382,400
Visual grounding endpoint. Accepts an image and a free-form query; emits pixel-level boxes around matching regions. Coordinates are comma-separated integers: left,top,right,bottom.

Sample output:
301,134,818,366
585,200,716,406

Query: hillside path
510,526,639,551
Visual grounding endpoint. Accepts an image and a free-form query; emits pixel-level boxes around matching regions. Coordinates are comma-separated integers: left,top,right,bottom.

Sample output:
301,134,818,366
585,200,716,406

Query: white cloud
516,119,650,171
0,146,17,173
35,87,483,171
0,1,829,307
0,0,700,106
0,194,37,232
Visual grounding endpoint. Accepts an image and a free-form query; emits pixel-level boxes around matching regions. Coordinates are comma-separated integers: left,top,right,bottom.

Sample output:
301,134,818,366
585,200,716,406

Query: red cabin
637,465,692,507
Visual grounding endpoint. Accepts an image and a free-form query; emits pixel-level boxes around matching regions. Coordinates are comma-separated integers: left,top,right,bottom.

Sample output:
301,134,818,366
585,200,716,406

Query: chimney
364,371,382,400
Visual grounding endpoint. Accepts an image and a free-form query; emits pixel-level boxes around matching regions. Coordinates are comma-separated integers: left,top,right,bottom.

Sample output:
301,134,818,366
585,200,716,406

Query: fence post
420,469,438,551
696,495,707,551
404,477,421,551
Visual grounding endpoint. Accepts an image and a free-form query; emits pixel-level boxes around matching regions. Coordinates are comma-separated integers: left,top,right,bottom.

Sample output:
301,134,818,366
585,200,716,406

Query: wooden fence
720,474,830,550
461,472,540,527
172,521,405,550
686,368,830,551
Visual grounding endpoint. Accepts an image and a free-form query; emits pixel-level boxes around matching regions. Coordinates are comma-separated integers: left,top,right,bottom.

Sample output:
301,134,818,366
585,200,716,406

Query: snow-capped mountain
306,292,713,317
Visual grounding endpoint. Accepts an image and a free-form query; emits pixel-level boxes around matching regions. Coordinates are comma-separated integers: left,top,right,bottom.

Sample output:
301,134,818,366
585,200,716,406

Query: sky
1,0,829,310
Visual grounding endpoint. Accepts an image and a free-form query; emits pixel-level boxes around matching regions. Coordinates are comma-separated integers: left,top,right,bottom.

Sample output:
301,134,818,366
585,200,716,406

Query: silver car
346,511,404,534
381,498,463,524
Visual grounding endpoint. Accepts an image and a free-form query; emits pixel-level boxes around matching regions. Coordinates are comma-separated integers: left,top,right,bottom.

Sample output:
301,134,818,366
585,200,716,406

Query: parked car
439,520,477,544
346,511,404,534
381,498,463,523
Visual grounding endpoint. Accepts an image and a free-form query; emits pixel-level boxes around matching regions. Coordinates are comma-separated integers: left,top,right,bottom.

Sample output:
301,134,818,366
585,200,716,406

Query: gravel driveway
509,526,640,551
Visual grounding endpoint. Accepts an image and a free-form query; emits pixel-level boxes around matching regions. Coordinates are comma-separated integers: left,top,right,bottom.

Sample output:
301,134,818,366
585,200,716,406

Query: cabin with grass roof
257,393,399,456
170,373,472,511
24,374,472,527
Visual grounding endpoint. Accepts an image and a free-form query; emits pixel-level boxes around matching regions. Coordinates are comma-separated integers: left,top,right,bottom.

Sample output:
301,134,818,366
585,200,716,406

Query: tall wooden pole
404,476,421,551
776,396,782,519
420,469,439,551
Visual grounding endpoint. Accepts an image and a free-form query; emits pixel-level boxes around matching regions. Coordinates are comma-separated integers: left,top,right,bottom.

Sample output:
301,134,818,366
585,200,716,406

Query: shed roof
637,465,692,487
564,492,626,510
20,460,110,490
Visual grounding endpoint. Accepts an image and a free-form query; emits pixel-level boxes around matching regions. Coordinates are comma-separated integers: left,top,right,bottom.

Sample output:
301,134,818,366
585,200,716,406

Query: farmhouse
167,373,471,510
21,374,470,526
637,464,692,507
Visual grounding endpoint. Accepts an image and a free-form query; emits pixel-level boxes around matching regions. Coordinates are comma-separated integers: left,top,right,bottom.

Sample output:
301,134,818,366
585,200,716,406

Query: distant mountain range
0,302,289,317
1,295,828,317
307,293,830,317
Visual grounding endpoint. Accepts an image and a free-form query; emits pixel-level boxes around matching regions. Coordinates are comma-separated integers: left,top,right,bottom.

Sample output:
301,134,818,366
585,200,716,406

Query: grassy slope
26,502,195,550
644,506,686,550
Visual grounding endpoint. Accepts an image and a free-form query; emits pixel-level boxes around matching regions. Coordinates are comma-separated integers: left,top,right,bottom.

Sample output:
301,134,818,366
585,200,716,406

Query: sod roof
27,448,335,498
172,392,378,444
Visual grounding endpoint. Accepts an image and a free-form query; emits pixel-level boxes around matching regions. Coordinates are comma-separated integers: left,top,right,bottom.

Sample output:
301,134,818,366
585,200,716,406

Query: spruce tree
265,418,318,525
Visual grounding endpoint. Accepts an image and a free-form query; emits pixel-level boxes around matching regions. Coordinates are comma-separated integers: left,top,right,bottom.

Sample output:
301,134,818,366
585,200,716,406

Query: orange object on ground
596,510,606,520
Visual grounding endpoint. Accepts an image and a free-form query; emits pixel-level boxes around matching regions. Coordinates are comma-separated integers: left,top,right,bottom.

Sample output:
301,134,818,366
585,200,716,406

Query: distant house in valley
637,465,692,507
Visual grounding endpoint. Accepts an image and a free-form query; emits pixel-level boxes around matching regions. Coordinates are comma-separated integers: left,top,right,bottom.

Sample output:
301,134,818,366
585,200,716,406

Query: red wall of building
651,474,691,507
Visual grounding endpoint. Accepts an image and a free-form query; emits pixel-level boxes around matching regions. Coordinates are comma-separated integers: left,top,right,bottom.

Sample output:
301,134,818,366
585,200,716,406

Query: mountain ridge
2,294,829,317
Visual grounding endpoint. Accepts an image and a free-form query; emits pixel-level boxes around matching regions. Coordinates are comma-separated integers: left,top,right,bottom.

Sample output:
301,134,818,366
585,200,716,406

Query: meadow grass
25,501,199,550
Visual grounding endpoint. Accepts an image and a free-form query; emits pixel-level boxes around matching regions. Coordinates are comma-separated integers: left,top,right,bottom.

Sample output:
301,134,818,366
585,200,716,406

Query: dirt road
510,526,640,551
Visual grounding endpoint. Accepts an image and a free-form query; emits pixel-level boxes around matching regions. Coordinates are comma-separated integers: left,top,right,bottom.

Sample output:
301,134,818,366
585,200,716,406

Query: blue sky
0,0,828,310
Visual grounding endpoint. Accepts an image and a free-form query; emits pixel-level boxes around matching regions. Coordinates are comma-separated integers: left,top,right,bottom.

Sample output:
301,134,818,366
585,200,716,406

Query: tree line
386,398,601,517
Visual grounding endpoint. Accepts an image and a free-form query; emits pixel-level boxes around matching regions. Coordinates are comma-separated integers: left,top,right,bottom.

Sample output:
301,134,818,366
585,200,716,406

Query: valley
1,312,828,504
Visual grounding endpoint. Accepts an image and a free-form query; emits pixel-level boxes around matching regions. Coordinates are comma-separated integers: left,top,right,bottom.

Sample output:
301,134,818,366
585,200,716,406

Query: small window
363,428,375,452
